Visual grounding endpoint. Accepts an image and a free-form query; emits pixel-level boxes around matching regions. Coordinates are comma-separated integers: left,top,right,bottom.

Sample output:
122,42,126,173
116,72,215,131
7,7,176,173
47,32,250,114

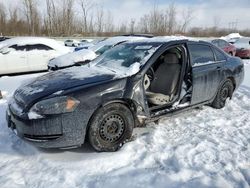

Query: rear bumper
6,107,86,149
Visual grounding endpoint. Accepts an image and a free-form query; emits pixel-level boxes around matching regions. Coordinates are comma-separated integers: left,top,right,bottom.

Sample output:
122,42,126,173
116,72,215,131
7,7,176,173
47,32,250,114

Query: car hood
48,49,97,68
13,65,118,109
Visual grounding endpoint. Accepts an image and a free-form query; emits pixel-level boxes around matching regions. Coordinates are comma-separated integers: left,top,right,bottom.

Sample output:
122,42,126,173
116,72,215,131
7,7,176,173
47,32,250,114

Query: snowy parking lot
0,60,249,188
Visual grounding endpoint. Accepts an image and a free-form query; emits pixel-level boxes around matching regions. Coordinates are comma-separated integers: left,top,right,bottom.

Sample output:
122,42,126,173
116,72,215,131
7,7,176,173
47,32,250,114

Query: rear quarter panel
223,56,244,90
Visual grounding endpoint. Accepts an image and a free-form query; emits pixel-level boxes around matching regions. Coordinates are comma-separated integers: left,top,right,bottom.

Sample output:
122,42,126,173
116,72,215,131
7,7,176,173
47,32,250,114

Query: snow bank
0,60,249,187
0,73,44,99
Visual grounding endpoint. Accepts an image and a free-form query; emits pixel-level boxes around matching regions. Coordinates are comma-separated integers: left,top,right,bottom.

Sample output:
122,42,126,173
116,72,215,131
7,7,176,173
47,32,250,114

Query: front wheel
211,80,234,109
88,103,134,152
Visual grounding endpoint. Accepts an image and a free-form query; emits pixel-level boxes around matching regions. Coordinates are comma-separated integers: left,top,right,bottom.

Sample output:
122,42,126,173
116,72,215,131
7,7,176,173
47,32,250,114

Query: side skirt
146,101,210,123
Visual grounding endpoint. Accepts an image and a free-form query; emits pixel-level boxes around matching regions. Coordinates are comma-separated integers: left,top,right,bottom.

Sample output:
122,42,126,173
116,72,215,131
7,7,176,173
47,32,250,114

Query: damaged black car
6,38,244,152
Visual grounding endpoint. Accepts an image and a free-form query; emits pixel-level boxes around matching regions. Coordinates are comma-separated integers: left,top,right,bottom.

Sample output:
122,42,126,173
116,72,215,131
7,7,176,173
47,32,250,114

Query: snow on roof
0,37,71,52
126,35,197,44
90,36,147,52
221,33,243,42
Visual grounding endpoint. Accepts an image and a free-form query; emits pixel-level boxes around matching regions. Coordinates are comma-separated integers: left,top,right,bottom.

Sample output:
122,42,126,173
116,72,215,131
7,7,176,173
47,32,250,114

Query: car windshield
91,43,161,75
234,38,250,49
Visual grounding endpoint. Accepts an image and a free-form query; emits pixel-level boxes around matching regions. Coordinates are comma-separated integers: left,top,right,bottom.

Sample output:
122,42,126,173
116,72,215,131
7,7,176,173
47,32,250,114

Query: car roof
89,36,148,52
0,37,70,52
124,36,204,46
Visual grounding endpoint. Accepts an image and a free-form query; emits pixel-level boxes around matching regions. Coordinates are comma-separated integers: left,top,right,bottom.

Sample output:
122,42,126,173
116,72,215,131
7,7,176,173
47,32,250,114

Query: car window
188,44,215,66
9,44,27,51
219,40,227,48
212,40,219,47
95,45,112,56
26,44,53,51
213,48,226,61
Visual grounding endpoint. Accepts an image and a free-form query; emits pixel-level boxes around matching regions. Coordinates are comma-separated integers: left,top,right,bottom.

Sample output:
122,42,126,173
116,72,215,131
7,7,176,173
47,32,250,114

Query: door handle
216,66,221,70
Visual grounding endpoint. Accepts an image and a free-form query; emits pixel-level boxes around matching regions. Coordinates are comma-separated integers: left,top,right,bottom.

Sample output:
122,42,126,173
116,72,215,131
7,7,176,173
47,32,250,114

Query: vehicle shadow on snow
37,142,96,154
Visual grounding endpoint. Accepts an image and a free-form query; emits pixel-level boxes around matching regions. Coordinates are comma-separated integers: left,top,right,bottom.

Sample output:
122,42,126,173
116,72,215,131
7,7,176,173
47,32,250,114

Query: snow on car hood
48,49,97,68
13,63,138,109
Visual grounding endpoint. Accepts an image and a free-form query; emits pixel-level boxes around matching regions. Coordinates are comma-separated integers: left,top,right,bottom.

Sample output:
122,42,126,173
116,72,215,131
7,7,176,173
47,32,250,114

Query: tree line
0,0,249,37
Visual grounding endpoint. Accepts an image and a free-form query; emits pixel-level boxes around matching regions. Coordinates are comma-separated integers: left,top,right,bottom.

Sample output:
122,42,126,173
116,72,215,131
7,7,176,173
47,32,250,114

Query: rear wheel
211,80,234,109
88,103,134,152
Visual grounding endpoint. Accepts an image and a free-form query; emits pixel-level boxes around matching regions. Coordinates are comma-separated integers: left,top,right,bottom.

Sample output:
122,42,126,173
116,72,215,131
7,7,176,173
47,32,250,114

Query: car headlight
29,96,80,117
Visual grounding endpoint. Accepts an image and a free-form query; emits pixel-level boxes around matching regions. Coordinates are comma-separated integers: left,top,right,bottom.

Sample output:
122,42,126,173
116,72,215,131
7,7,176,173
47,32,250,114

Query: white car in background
0,37,71,75
48,35,149,70
64,39,80,47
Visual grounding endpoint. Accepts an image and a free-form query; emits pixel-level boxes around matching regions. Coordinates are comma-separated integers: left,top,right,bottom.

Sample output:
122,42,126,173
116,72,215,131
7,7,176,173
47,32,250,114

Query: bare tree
0,2,6,35
119,20,128,33
78,0,95,33
213,15,221,28
96,5,104,33
22,0,40,35
180,7,194,33
129,19,136,34
138,15,149,33
104,11,114,33
166,3,177,34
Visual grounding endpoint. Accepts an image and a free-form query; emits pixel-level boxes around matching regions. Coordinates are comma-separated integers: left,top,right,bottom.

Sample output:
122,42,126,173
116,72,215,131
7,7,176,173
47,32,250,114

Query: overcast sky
2,0,250,30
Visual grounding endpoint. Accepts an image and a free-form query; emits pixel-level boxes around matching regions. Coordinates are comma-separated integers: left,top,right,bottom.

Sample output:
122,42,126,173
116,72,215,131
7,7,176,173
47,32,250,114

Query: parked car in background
0,36,10,42
64,39,80,47
48,36,147,70
7,37,244,151
79,39,93,45
0,37,71,75
233,38,250,59
74,38,107,51
211,39,236,56
221,33,242,44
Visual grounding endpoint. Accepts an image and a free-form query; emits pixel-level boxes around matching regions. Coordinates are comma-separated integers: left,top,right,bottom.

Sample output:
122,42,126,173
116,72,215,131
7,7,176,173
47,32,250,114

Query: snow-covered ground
0,61,249,188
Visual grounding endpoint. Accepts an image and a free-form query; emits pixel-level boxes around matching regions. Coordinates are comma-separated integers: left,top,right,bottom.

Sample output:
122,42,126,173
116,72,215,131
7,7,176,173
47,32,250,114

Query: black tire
211,80,234,109
88,103,134,152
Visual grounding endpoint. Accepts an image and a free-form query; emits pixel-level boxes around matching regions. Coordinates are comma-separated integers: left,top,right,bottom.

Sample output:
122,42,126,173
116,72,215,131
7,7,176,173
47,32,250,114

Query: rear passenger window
9,44,27,51
213,48,226,61
188,44,215,66
26,44,53,51
212,40,219,47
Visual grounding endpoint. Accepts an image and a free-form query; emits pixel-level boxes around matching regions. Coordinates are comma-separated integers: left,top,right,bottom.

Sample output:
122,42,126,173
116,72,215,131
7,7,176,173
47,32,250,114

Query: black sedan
6,38,244,152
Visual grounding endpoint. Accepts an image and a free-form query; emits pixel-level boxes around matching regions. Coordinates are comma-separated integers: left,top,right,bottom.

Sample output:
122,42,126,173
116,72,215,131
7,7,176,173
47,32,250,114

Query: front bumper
6,107,86,149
